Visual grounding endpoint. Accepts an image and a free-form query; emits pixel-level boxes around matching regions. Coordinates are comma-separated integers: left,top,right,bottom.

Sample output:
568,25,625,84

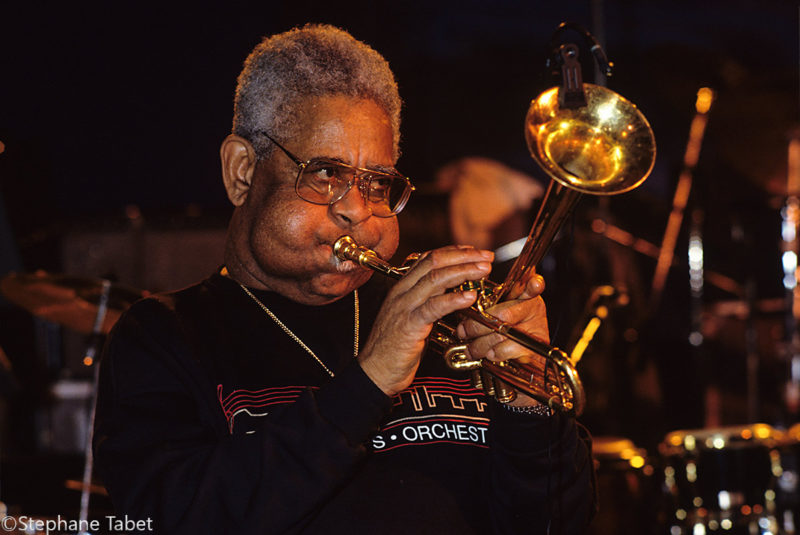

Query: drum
660,424,781,534
589,436,661,534
775,423,800,534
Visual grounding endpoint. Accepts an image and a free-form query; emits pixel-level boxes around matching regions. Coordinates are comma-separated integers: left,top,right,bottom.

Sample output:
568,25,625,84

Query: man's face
237,95,400,304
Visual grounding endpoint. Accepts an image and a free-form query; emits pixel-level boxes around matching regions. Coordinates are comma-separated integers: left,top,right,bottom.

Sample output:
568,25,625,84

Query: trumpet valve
443,344,481,371
480,369,496,397
492,376,517,403
470,369,484,391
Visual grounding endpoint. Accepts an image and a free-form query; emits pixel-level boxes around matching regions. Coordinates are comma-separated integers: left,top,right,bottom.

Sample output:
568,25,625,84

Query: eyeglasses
260,132,414,217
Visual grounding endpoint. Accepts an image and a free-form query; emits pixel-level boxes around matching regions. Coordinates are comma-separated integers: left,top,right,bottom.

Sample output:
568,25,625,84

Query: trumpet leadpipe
334,236,407,280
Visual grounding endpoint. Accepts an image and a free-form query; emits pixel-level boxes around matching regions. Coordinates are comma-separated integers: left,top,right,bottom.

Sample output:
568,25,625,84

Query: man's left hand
456,274,548,407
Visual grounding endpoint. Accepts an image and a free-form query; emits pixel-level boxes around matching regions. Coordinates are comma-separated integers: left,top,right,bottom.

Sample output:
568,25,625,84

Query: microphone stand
77,280,110,535
650,88,714,309
782,134,800,419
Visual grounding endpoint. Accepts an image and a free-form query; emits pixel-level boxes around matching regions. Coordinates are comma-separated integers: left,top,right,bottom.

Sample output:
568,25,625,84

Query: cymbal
704,297,786,319
64,478,108,496
0,271,146,334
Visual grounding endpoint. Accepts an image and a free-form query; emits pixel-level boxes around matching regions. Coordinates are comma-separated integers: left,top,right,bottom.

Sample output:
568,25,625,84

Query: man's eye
317,168,337,180
369,176,392,192
306,164,342,182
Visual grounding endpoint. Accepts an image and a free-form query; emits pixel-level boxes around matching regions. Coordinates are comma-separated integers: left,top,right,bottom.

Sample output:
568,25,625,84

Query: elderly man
94,24,594,534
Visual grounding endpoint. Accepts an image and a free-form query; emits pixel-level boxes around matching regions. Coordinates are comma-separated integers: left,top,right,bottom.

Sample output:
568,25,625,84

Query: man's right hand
357,245,493,396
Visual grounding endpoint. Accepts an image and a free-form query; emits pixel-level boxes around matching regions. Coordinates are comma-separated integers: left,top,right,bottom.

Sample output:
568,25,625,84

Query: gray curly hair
233,24,402,162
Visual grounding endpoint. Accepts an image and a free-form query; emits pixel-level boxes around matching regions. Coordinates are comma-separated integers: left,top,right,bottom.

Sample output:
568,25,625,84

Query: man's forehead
295,95,392,131
288,95,395,165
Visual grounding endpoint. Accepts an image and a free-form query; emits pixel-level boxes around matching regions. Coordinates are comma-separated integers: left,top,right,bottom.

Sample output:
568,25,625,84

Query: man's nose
330,180,372,226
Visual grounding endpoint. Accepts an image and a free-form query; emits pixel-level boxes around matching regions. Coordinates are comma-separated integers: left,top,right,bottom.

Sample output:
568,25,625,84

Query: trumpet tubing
333,236,585,415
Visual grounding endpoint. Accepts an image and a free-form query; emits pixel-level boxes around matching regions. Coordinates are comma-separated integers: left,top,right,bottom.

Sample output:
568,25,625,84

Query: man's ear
220,134,258,206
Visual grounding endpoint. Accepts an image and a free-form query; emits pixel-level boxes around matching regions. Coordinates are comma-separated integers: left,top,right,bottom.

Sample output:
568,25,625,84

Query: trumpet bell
525,84,656,195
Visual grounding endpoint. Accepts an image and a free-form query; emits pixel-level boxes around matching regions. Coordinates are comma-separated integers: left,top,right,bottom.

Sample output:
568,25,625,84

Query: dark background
0,0,798,526
2,1,796,230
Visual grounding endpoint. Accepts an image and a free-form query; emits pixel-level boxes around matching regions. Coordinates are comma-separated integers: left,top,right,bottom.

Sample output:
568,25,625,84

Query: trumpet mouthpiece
333,236,360,262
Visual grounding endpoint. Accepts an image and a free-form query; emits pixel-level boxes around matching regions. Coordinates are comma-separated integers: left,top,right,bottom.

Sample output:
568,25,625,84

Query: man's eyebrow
311,156,399,175
304,156,348,167
318,156,348,165
368,164,400,175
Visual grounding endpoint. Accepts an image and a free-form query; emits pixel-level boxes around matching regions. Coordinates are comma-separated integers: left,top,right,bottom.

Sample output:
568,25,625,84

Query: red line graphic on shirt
393,376,488,413
217,376,490,445
217,384,310,434
372,376,490,452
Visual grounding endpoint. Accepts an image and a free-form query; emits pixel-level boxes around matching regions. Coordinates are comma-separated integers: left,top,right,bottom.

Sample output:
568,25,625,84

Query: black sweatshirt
93,272,595,534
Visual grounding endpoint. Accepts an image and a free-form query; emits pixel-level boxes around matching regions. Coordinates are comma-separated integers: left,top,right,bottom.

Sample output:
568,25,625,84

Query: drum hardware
0,271,145,533
650,87,714,310
76,281,110,535
590,219,744,297
0,271,146,336
589,436,660,534
337,24,654,414
782,134,800,417
569,285,629,364
64,480,108,496
593,436,651,474
660,424,782,533
775,423,800,534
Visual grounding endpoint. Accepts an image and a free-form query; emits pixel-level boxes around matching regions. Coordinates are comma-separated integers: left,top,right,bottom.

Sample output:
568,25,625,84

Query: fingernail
486,349,495,361
456,324,466,338
480,250,494,261
476,262,492,271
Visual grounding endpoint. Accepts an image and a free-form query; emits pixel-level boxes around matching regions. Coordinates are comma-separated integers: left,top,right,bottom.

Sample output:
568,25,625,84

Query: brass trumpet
335,235,585,415
337,34,655,416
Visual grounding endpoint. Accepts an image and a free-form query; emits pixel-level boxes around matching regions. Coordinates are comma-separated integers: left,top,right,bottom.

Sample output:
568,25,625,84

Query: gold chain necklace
224,268,359,378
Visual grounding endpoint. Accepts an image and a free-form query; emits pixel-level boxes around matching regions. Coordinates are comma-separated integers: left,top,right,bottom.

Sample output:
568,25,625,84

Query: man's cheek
263,209,306,247
378,221,400,259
